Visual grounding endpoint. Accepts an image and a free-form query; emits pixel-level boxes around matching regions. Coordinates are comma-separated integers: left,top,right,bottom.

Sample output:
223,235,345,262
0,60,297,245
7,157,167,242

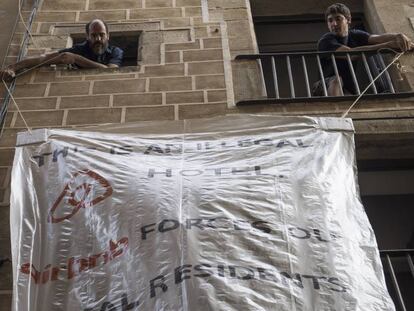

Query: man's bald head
85,19,109,55
85,19,109,35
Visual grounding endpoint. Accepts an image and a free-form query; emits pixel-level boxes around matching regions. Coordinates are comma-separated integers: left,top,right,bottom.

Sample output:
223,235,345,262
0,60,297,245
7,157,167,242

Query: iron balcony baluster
271,56,280,99
257,58,267,97
331,53,344,96
346,53,361,95
316,54,328,97
362,52,378,94
385,254,407,311
301,55,311,97
377,52,396,93
286,55,295,98
407,253,414,278
379,250,414,311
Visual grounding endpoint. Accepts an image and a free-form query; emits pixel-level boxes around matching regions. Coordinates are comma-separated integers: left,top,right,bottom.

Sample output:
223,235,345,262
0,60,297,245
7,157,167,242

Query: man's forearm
368,33,413,51
4,52,118,75
8,52,60,72
9,55,46,72
368,33,405,45
337,41,393,52
370,33,399,43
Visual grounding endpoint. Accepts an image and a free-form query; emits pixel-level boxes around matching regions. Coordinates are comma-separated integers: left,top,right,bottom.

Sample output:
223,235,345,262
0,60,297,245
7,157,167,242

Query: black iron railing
235,50,414,106
380,249,414,311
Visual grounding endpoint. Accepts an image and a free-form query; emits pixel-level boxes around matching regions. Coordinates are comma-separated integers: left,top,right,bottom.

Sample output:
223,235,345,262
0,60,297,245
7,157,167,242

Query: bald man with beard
0,19,123,81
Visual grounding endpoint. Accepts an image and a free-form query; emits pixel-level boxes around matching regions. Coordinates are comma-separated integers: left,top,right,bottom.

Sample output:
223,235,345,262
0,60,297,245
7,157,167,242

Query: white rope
2,79,32,134
0,54,63,136
14,53,61,78
341,51,405,118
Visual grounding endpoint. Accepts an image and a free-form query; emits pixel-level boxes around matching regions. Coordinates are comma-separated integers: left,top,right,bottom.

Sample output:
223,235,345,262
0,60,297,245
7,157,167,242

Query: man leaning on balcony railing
312,3,414,97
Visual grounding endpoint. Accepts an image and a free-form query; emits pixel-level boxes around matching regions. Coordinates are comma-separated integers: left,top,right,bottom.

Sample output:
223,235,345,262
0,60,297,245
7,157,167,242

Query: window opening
71,31,140,67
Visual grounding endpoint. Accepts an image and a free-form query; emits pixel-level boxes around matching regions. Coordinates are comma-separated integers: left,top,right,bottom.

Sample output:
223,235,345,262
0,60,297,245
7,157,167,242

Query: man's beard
91,42,107,55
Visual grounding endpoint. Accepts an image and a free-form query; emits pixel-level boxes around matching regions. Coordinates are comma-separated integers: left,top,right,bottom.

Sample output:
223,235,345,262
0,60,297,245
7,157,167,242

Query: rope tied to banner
341,49,406,118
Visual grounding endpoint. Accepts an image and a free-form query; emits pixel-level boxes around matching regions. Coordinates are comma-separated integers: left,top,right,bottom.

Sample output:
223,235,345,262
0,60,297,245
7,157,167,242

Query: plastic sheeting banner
11,115,394,311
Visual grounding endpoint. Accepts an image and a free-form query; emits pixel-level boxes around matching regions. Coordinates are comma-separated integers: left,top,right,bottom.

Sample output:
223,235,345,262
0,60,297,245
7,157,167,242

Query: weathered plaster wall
0,0,18,66
250,0,363,17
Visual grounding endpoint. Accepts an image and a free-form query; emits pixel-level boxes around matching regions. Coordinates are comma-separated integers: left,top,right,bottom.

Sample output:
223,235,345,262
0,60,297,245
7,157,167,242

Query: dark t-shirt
60,41,123,67
318,29,370,93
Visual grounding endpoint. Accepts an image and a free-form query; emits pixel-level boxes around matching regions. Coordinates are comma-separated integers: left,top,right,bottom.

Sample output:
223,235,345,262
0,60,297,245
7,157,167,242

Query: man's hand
394,33,413,52
368,33,414,52
0,68,16,82
385,36,413,52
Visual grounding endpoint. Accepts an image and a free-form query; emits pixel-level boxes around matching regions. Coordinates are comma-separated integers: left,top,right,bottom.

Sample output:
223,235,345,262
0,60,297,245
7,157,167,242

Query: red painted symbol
48,169,113,223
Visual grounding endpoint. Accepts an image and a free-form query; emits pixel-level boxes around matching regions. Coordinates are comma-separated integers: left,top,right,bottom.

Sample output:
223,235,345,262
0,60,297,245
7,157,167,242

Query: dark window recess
362,194,414,250
254,15,366,53
72,32,140,66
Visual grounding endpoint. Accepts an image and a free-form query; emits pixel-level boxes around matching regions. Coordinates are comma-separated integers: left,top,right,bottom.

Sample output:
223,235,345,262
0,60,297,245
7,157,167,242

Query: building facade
0,0,413,309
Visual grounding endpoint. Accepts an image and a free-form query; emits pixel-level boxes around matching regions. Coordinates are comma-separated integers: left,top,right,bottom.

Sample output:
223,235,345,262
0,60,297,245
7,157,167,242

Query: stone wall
0,0,18,66
250,0,363,17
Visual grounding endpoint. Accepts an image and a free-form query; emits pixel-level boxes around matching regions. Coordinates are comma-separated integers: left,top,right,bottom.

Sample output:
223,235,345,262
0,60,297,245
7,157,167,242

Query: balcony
235,50,414,106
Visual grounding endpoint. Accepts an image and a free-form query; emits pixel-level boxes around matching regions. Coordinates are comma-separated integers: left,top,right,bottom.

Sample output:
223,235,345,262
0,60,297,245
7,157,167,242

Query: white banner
11,115,394,311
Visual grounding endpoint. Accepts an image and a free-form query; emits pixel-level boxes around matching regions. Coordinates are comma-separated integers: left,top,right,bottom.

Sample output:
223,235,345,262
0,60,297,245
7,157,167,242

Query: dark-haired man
313,3,413,96
0,19,123,81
